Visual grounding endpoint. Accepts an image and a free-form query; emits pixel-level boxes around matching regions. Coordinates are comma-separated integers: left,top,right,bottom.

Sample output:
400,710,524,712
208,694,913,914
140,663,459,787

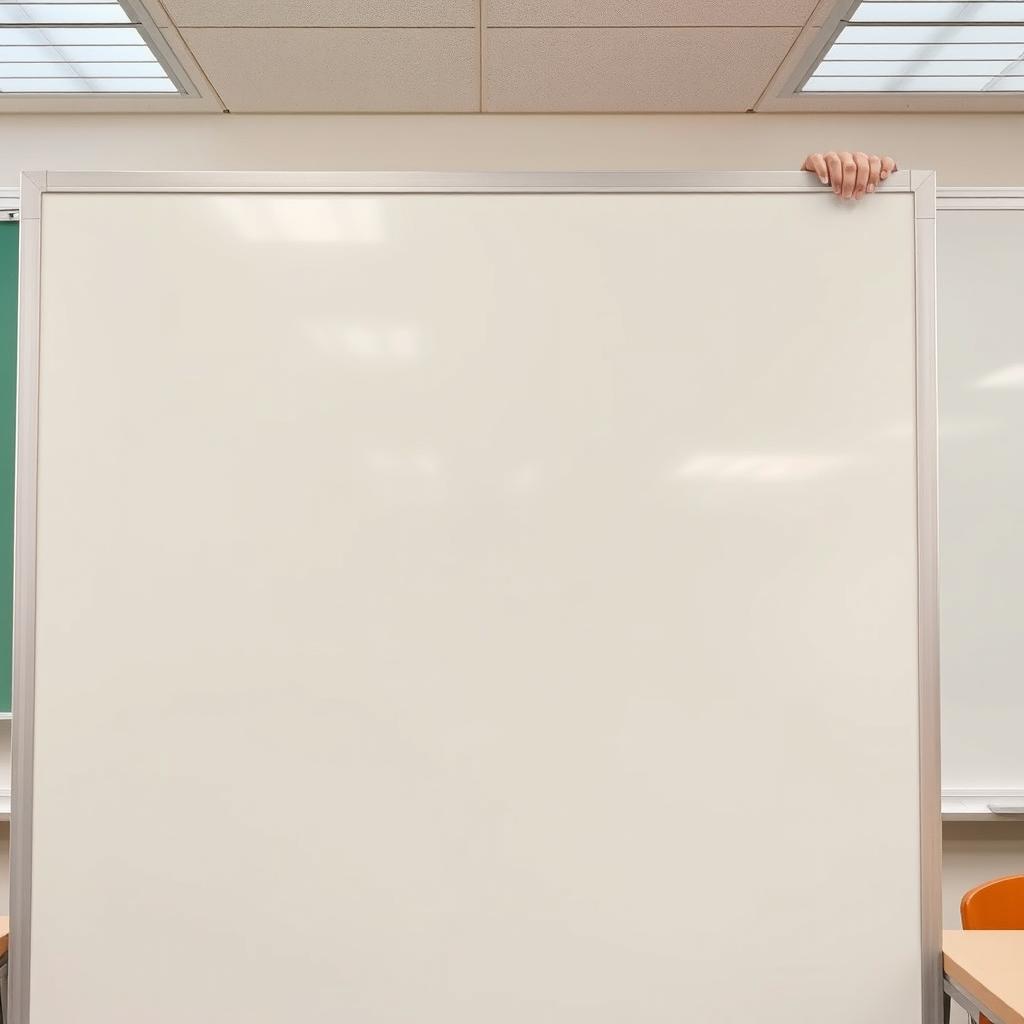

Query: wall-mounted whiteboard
12,172,940,1024
938,193,1024,800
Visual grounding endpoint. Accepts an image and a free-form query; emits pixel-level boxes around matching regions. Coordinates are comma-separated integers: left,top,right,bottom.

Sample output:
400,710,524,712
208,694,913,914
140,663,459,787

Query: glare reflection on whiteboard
876,420,914,441
365,449,440,479
974,363,1024,389
308,322,421,365
672,453,845,482
938,416,996,439
215,196,384,244
503,462,542,495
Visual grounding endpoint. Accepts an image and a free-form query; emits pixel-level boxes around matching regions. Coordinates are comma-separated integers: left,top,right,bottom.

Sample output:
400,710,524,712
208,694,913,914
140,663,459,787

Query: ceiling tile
165,1,476,27
137,0,172,28
181,27,478,111
487,1,819,27
484,27,799,111
809,0,843,27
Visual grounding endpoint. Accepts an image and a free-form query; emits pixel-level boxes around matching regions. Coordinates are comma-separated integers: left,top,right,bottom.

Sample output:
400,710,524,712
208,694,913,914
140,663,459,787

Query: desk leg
943,988,951,1024
0,950,8,1024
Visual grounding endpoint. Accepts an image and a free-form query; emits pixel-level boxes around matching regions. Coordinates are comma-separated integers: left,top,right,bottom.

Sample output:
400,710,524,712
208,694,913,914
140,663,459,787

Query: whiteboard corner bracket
18,173,47,222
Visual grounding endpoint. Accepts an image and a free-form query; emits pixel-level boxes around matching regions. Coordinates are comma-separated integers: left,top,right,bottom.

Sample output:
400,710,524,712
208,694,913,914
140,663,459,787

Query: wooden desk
944,930,1024,1024
0,915,8,1024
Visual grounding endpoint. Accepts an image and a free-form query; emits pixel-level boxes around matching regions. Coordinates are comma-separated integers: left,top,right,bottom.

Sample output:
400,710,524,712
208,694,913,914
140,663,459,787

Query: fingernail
881,171,888,179
867,184,875,192
820,175,828,184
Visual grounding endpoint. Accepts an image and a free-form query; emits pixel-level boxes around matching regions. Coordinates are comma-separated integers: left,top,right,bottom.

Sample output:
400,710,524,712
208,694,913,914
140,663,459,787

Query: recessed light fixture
802,1,1024,93
0,1,187,94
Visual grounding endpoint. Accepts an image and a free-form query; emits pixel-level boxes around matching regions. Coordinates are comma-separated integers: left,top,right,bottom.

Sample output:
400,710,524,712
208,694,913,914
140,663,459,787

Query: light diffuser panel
0,26,141,43
0,1,181,94
802,0,1024,92
0,5,130,24
815,58,1017,73
827,41,1024,56
853,2,1024,20
0,43,155,59
806,75,999,89
87,76,175,90
840,24,1024,40
0,60,166,75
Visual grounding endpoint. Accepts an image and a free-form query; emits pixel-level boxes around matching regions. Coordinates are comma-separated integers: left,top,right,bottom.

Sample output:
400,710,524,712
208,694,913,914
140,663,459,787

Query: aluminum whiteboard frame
0,190,17,222
10,169,942,1024
937,186,1024,210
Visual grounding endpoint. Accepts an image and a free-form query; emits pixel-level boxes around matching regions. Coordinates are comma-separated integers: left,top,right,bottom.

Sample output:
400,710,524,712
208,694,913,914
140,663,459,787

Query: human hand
801,151,898,200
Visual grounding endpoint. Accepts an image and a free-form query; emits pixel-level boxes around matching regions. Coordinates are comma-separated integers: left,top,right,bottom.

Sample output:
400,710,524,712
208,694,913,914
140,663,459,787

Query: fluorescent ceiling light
816,58,1018,72
0,60,165,75
827,41,1024,56
0,43,154,59
840,25,1024,41
0,4,130,24
852,2,1024,20
806,75,1001,89
0,2,182,94
81,75,174,90
802,1,1024,93
0,26,142,43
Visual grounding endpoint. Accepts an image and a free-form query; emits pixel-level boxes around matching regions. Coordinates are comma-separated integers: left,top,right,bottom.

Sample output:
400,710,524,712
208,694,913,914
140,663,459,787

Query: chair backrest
961,874,1024,930
960,876,1024,1024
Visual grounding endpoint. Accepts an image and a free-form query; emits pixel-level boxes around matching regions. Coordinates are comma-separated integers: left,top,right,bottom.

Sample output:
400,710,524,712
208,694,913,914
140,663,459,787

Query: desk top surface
943,930,1024,1024
0,916,7,958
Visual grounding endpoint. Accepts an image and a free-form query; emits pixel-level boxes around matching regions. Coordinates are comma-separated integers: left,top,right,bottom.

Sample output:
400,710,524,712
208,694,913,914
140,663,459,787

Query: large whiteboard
13,173,939,1024
938,197,1024,795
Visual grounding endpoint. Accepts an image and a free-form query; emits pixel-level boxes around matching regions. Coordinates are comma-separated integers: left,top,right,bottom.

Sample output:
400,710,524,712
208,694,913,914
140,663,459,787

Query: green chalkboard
0,221,16,715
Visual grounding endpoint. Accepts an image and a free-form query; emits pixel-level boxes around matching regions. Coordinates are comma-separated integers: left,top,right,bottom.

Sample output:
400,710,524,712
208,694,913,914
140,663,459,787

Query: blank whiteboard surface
24,187,925,1023
939,209,1024,792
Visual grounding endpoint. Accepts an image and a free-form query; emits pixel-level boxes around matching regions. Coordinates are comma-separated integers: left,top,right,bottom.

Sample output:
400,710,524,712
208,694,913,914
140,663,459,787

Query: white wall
1,112,1024,185
0,108,1022,999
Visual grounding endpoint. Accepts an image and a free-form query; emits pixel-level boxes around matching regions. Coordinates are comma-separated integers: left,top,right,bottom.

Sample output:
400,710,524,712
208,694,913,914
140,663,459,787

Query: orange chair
959,875,1024,1024
961,874,1024,930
